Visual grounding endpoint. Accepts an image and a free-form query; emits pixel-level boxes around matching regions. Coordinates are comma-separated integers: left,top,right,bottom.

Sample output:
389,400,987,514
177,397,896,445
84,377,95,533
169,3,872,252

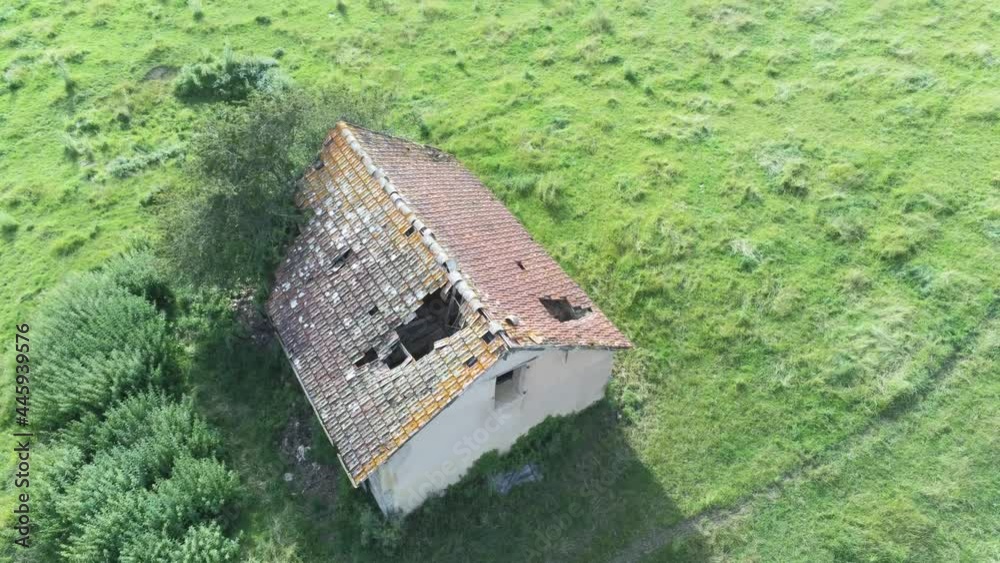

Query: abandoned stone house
266,122,631,515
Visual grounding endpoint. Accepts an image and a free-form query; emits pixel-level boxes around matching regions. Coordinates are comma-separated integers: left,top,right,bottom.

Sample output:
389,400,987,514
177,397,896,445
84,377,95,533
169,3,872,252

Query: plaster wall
368,347,615,515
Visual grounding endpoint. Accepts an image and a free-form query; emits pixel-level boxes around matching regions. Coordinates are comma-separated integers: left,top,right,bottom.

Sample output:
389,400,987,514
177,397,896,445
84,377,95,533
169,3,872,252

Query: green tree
159,88,394,289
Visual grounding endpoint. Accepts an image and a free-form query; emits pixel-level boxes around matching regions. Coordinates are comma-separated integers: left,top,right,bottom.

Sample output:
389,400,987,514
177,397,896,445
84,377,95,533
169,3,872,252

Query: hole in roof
481,331,495,344
404,225,416,237
331,249,353,272
393,287,464,362
353,348,377,368
465,356,478,367
382,342,408,369
540,297,592,322
368,305,380,316
516,260,526,270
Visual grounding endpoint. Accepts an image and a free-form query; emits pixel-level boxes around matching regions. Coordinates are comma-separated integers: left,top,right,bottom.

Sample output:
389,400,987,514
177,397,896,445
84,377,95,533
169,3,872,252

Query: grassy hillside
2,0,999,561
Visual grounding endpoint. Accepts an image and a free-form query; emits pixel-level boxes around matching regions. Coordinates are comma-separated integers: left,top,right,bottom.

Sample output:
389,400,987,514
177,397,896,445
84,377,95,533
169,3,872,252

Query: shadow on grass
183,298,704,563
384,403,708,563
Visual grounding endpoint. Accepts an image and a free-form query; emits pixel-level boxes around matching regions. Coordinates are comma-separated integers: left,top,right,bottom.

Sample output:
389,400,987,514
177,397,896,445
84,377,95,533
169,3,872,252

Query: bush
61,392,219,459
100,249,174,311
33,267,173,428
537,173,564,210
0,211,18,239
176,522,242,562
357,504,402,553
174,47,289,102
106,144,183,179
586,10,614,34
34,394,240,562
3,65,26,91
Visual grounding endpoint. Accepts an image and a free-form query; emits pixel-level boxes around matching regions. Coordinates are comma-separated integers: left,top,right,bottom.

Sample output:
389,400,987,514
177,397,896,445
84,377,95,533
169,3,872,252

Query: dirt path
610,302,998,563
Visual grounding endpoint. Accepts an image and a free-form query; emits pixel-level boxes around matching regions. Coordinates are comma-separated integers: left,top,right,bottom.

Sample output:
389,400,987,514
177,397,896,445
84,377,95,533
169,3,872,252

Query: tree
159,87,395,289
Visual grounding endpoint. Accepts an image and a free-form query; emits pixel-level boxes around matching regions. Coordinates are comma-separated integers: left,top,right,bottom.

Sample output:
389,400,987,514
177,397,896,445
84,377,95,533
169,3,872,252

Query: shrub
501,173,539,196
3,64,26,91
61,133,93,161
608,349,657,423
33,270,173,428
730,238,762,271
586,10,614,34
537,173,564,210
367,0,398,15
153,455,242,535
826,215,867,243
420,1,450,21
173,47,289,102
0,211,18,239
189,0,204,21
357,504,402,553
106,143,183,178
175,522,241,562
51,56,76,94
624,65,639,84
51,233,88,256
62,392,219,459
100,249,174,311
34,394,240,562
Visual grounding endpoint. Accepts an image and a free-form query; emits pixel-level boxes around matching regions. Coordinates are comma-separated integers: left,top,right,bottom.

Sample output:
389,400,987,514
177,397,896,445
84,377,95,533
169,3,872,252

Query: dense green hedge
26,253,242,562
33,270,174,429
33,394,240,562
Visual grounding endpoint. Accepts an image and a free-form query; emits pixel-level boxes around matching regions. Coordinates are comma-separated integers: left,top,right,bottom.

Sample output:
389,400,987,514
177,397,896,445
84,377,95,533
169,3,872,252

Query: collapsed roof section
267,122,630,485
350,125,630,349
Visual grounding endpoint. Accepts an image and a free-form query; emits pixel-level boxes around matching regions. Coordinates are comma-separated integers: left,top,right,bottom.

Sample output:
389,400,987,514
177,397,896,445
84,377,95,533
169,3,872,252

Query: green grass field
2,0,999,561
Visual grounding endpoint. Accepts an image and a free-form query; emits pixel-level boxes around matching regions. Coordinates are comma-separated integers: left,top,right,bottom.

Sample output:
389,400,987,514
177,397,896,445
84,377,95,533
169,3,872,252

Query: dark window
368,305,380,316
494,369,521,406
539,297,592,322
404,225,416,237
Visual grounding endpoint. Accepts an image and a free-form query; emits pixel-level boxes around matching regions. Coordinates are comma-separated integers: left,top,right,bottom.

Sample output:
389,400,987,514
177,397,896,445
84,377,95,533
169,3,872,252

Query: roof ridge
335,122,512,346
336,121,454,160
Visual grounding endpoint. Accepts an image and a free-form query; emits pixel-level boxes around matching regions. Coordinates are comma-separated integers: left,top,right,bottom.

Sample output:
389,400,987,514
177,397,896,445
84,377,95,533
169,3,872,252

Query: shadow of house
382,402,708,563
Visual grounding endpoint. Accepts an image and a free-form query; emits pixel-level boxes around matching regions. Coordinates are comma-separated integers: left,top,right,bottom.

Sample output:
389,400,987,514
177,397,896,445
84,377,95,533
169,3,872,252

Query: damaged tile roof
267,122,630,484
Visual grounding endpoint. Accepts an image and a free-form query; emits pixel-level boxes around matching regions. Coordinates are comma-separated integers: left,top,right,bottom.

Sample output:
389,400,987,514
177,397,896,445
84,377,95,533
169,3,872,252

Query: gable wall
367,347,615,515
